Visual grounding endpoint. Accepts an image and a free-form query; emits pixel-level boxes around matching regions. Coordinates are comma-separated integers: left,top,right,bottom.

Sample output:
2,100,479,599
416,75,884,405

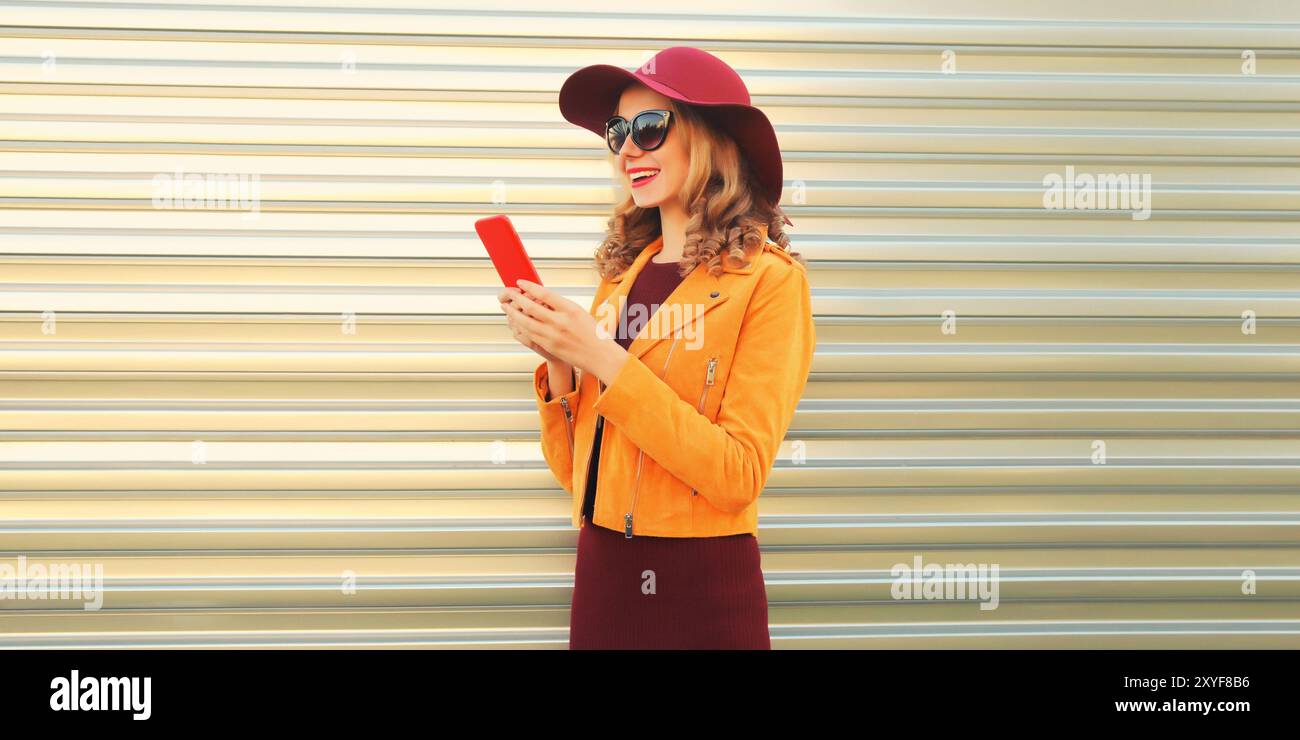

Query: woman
498,46,816,649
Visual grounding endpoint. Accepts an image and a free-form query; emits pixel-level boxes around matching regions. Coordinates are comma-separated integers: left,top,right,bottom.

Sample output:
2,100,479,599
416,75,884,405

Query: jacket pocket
636,455,694,529
689,356,719,500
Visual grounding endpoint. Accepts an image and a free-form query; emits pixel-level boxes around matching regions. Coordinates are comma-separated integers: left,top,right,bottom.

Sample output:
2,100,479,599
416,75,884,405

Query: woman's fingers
501,294,552,361
497,286,523,306
503,299,525,328
505,309,537,350
503,298,546,339
516,280,561,311
509,288,555,321
500,284,566,362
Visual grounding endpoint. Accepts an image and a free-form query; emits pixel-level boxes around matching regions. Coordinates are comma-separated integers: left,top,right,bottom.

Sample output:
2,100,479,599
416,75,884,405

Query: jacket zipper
580,370,608,529
625,335,682,539
689,357,718,499
558,396,575,459
582,403,601,529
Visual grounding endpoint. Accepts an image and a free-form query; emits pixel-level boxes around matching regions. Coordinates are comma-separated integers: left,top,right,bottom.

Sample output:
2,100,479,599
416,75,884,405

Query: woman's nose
618,134,642,159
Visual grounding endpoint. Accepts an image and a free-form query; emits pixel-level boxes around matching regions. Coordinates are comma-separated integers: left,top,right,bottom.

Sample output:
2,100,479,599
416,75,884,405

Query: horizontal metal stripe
3,102,1299,134
3,375,1300,388
6,512,1300,530
6,469,1299,496
4,35,1300,76
0,557,1293,592
6,182,1300,210
8,140,1300,165
0,128,1282,162
4,427,1300,438
4,180,1300,206
1,568,1293,585
5,178,1298,196
4,425,1296,440
3,60,1300,91
2,517,1297,552
2,604,1299,648
10,197,1300,218
6,458,1300,469
0,581,1292,610
3,237,1299,263
0,398,1297,410
5,28,1299,59
10,76,1292,107
770,622,1300,639
3,298,1299,318
0,634,1293,649
3,523,1298,549
6,547,1298,566
2,484,1297,499
4,3,1300,48
0,634,570,649
6,87,1300,113
9,172,1300,187
36,252,1245,283
4,350,1300,375
2,338,1300,348
5,630,1291,650
5,431,1300,450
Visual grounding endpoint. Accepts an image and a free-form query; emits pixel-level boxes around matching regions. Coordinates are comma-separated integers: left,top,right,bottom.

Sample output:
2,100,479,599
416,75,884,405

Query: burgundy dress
567,255,772,650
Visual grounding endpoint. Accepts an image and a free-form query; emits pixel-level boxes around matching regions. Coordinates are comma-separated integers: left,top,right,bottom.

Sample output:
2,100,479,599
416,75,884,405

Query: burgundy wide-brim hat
559,46,792,227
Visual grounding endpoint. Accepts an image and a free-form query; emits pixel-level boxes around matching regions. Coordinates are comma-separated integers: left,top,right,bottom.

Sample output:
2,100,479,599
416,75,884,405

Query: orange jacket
532,225,815,538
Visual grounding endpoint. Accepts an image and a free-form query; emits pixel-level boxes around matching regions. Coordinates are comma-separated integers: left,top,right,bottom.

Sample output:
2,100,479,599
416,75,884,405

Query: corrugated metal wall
2,0,1299,648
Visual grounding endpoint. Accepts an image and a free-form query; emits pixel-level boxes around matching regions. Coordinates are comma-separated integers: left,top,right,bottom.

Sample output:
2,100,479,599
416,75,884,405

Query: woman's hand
504,279,630,386
498,285,564,365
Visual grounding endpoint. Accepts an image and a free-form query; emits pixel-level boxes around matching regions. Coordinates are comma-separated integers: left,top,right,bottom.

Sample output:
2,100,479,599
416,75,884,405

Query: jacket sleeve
590,263,815,513
533,359,579,495
531,285,611,495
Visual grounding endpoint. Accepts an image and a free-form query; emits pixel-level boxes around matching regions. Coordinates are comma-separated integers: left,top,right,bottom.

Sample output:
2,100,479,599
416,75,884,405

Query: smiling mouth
629,169,660,188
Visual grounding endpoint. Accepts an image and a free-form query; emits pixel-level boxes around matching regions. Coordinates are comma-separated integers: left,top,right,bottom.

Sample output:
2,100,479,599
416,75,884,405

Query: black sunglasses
605,109,673,155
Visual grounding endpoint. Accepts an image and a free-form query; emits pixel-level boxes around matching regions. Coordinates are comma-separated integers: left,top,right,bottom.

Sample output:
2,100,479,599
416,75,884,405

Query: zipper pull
624,513,634,539
559,396,574,422
705,357,718,385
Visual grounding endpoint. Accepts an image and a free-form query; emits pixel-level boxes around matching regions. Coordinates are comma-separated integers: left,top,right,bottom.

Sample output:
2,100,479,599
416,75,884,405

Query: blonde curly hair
592,97,803,280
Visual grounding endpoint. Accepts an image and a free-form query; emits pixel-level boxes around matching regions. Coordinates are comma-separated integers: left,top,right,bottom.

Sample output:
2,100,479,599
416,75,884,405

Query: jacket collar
595,224,769,361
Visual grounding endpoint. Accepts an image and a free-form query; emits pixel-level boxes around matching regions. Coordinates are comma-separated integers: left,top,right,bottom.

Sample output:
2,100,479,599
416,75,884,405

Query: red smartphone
475,214,542,289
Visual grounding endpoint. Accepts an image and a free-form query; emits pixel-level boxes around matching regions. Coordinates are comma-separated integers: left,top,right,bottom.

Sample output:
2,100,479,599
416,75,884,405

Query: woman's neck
654,198,689,263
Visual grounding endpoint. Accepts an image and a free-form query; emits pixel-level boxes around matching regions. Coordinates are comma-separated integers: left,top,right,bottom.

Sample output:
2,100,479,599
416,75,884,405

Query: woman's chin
631,190,664,209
